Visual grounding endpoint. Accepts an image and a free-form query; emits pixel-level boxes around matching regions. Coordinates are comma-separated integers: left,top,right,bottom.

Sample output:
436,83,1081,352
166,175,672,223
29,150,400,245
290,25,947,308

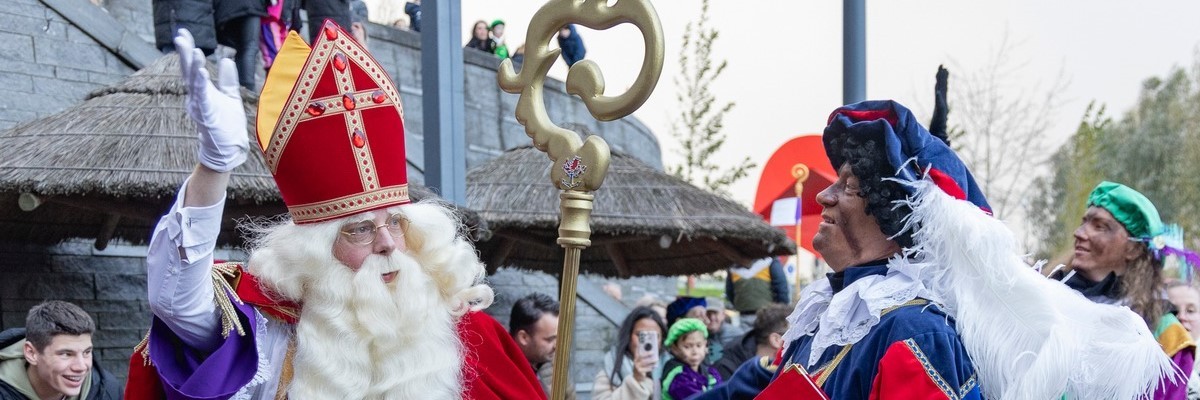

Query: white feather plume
894,179,1176,400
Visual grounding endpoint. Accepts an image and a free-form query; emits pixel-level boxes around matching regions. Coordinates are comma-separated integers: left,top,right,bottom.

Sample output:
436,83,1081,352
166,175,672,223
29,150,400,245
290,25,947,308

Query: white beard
247,203,493,400
288,251,462,399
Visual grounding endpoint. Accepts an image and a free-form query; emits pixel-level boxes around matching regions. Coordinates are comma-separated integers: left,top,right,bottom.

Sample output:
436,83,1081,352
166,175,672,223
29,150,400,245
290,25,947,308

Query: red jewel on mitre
255,20,409,224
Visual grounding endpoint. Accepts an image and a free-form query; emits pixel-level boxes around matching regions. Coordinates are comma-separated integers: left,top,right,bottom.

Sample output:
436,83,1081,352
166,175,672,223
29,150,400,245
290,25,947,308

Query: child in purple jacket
661,318,722,400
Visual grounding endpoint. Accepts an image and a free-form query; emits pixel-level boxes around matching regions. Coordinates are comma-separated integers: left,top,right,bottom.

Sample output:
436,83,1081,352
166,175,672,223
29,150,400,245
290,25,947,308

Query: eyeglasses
338,213,406,246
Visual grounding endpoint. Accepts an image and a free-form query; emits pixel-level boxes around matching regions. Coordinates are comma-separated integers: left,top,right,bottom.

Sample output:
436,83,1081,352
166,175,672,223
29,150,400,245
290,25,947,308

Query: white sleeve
146,177,225,353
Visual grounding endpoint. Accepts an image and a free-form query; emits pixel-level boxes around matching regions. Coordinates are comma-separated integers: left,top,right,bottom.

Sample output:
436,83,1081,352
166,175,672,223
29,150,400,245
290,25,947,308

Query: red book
756,364,830,400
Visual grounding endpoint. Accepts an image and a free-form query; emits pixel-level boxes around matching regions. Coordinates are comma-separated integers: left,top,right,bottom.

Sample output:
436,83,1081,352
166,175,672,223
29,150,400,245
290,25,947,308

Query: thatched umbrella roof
469,146,796,277
0,54,486,249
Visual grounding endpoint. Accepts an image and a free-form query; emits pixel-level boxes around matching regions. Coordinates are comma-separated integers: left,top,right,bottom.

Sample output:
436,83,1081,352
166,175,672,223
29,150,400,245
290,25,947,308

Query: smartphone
636,330,659,360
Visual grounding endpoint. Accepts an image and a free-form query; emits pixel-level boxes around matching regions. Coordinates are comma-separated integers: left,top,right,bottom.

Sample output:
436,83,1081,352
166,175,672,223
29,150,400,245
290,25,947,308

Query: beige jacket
536,361,577,400
591,368,654,400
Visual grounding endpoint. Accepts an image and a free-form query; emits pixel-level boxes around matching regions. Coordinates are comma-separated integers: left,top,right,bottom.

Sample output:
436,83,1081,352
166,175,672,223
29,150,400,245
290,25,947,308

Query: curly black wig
824,132,916,248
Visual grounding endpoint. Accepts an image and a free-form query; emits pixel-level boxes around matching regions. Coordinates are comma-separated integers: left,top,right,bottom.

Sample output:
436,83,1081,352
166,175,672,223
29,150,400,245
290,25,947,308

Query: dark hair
751,304,792,344
610,306,666,384
470,20,489,40
25,301,95,352
1122,244,1166,329
825,132,915,247
509,292,559,337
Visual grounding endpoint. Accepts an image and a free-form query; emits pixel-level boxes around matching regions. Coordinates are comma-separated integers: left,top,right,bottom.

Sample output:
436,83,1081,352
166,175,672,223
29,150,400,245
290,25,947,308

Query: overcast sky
366,0,1200,211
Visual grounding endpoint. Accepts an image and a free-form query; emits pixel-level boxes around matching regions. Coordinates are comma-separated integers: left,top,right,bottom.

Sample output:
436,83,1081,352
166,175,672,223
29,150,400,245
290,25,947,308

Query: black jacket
153,0,218,53
0,328,122,400
466,37,495,53
405,2,421,32
556,24,585,66
213,0,266,25
305,0,351,29
280,0,303,32
712,330,758,380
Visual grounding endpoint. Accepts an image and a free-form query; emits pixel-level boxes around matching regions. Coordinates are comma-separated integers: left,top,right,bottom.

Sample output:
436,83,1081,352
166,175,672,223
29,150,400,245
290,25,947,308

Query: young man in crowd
509,293,575,399
712,304,790,380
0,301,120,399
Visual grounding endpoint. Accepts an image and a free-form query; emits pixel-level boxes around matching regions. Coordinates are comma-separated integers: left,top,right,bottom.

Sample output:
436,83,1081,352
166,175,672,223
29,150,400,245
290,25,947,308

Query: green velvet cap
664,318,708,347
1087,181,1164,239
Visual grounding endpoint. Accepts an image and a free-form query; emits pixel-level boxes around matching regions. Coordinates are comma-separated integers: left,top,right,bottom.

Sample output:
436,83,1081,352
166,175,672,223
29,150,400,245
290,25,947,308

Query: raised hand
929,64,951,144
633,353,657,383
174,29,249,173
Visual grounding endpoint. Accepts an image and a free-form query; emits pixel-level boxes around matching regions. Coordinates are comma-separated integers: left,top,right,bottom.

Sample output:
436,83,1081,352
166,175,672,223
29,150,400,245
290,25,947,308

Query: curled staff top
497,0,665,192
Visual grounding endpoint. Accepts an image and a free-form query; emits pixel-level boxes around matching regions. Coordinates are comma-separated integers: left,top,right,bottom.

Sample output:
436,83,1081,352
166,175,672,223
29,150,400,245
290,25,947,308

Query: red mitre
256,21,409,224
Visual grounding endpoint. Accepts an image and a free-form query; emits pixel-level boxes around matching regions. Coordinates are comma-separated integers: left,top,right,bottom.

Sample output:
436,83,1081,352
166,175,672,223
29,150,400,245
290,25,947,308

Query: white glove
174,29,250,173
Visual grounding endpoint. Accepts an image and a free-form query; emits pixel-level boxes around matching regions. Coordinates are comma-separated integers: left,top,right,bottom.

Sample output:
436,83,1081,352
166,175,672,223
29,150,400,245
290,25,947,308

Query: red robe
459,310,548,400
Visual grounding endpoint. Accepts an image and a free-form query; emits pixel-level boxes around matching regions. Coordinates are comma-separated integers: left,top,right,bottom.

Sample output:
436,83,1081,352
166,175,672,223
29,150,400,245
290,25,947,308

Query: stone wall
0,0,137,130
102,0,154,44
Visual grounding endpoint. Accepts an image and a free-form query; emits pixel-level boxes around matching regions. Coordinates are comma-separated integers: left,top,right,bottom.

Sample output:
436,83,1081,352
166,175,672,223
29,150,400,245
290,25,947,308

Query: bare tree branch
669,0,753,197
951,32,1070,220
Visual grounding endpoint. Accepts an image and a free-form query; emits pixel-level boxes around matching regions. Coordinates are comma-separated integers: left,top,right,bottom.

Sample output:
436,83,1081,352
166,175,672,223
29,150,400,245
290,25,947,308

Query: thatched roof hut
0,54,485,249
469,146,796,277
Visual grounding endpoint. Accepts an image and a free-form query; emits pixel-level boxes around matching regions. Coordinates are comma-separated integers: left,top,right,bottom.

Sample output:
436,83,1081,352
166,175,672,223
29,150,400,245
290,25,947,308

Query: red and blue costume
692,263,980,400
694,100,1175,399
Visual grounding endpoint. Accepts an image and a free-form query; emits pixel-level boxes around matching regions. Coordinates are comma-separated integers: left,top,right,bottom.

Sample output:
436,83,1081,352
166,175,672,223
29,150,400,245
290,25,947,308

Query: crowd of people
6,8,1200,400
153,0,371,91
464,18,586,68
150,0,590,94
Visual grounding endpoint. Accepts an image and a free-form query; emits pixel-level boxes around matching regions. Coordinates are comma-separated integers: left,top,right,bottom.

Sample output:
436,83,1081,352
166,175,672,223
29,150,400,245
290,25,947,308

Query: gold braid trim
274,334,298,400
132,263,252,367
810,299,931,388
759,355,780,374
134,330,153,366
813,343,854,387
882,298,929,314
211,262,247,339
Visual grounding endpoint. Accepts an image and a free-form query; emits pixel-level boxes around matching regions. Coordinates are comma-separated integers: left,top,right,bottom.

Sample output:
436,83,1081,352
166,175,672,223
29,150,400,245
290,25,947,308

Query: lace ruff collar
781,257,939,367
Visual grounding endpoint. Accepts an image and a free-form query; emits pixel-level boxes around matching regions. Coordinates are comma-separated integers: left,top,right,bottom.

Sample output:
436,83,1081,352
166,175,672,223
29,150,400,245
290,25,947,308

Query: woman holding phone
593,306,667,400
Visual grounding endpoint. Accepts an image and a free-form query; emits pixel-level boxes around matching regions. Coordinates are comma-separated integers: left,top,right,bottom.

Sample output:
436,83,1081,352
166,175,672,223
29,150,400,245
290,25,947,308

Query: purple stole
149,287,263,400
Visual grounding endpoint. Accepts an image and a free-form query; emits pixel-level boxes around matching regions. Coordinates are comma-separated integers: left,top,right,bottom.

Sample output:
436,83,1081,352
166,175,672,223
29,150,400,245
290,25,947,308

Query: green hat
664,318,708,347
490,19,505,29
1087,181,1164,239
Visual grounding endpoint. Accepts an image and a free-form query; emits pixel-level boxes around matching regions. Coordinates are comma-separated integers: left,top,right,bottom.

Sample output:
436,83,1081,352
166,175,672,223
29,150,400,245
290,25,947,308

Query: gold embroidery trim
328,56,379,193
264,36,333,172
902,338,958,400
958,375,977,398
293,93,394,124
287,184,410,223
